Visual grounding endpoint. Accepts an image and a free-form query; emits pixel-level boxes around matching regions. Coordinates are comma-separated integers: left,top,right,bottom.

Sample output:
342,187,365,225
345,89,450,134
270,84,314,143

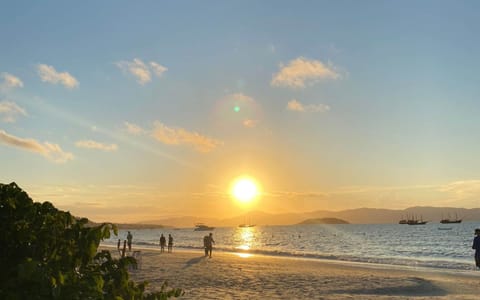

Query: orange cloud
37,64,79,89
272,57,340,88
287,99,330,113
0,129,73,163
151,121,222,153
0,101,27,122
75,140,118,152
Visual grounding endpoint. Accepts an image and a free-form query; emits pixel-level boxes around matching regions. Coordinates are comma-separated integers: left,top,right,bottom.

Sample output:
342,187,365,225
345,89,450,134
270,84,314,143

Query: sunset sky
1,1,480,222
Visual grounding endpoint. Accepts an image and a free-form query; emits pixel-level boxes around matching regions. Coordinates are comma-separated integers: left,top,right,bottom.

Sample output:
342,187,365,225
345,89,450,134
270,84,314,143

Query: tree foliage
0,182,183,299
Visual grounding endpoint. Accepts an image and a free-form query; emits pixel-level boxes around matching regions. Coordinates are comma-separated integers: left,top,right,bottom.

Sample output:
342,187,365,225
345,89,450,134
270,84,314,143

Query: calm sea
102,222,480,271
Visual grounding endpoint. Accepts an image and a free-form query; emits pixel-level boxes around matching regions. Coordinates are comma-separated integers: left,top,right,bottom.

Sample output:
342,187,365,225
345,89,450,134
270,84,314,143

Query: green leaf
0,182,183,299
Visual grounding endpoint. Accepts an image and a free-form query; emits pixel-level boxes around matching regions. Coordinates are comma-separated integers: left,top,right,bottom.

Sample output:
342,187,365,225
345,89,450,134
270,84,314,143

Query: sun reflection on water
234,226,257,253
237,244,250,251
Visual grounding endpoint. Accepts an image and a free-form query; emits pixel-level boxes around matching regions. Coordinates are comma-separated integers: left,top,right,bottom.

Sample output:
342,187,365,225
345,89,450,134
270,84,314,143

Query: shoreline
111,247,479,299
100,243,479,276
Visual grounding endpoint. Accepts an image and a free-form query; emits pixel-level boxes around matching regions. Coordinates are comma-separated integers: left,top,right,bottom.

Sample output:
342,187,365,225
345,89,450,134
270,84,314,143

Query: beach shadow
332,277,447,297
183,256,206,269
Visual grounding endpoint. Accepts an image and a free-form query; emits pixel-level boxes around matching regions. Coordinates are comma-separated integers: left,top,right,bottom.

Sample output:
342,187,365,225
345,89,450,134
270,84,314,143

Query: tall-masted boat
440,213,462,224
407,215,428,225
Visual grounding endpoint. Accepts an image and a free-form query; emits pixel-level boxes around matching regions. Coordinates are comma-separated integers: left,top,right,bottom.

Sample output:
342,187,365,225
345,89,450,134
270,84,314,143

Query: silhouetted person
117,239,121,251
205,233,215,258
473,228,480,269
168,234,173,253
127,231,133,251
203,235,209,257
160,234,166,253
122,240,127,258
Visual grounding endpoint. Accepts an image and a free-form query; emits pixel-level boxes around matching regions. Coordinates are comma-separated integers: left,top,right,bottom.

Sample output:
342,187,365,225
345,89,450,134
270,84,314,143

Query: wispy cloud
116,58,167,85
438,180,480,198
75,139,118,152
227,93,256,104
287,99,330,113
1,73,24,90
116,58,150,84
0,101,27,122
149,61,168,77
0,129,74,163
124,121,145,135
271,57,340,88
37,64,79,89
151,121,222,153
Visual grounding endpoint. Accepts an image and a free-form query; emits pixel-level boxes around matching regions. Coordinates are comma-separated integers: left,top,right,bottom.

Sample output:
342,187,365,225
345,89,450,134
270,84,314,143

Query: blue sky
1,1,480,222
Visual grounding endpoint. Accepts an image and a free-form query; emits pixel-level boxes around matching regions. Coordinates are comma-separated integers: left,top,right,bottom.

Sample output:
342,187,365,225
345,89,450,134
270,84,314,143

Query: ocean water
102,222,480,271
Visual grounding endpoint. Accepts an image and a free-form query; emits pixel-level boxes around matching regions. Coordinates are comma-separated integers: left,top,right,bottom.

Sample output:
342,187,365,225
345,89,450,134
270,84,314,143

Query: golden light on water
234,226,256,257
237,244,250,251
230,177,260,203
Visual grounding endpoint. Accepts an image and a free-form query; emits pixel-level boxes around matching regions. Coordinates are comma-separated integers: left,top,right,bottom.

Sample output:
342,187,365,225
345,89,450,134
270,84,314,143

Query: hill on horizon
298,217,349,225
138,206,480,228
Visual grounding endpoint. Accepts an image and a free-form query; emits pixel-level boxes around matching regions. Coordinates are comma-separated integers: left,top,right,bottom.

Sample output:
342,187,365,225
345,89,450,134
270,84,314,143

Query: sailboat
407,214,428,225
238,214,255,228
440,213,462,224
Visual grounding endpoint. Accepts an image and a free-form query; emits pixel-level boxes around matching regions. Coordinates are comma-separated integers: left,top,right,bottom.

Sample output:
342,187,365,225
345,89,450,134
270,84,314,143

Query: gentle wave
102,239,475,270
102,222,480,271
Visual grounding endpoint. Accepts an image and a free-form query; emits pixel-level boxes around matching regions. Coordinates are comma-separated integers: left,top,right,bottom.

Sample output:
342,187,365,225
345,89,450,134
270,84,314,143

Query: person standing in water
159,234,166,253
168,234,173,253
473,228,480,269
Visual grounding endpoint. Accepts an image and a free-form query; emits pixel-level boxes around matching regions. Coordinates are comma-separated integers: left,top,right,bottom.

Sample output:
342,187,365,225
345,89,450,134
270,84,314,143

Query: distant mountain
142,216,217,228
298,217,349,225
87,220,169,229
142,207,480,227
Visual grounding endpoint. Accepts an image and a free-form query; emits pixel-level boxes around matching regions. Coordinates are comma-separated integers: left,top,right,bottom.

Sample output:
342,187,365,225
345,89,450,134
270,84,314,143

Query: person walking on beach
205,232,215,258
168,234,173,253
159,234,166,253
127,231,133,251
473,228,480,269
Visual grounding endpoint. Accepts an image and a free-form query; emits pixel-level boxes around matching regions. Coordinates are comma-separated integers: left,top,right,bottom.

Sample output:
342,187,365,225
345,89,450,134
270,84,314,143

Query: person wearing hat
473,228,480,269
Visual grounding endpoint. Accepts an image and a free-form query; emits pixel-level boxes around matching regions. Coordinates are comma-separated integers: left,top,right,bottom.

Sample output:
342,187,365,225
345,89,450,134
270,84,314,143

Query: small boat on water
194,223,215,231
238,224,256,228
438,227,453,230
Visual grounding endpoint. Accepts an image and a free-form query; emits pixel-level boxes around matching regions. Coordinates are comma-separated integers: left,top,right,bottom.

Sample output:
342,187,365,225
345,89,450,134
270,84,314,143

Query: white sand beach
117,248,480,299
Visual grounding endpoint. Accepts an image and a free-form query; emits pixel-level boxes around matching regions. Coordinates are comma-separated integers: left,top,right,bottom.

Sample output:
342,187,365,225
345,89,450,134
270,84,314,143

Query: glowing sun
231,177,259,203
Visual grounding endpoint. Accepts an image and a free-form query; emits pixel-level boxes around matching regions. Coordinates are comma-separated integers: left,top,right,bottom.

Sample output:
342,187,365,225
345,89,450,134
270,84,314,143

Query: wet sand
114,247,480,299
